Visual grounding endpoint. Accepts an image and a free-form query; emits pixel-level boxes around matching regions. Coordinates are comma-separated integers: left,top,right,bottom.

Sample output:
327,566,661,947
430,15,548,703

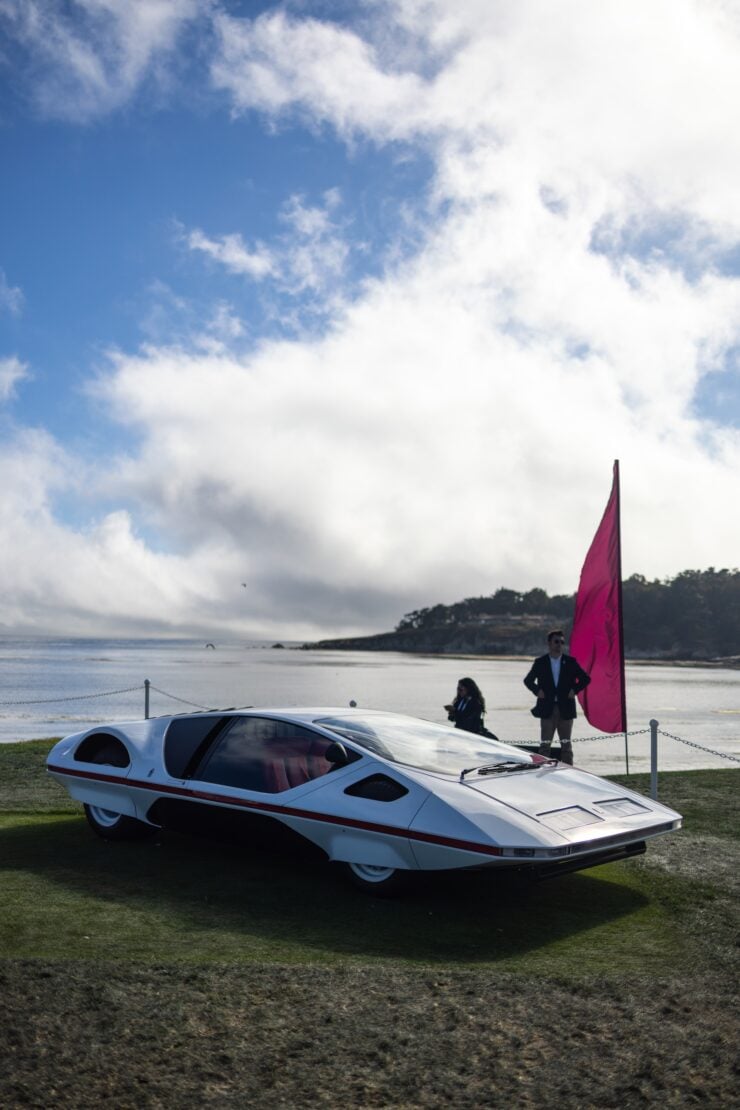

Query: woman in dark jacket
445,677,487,734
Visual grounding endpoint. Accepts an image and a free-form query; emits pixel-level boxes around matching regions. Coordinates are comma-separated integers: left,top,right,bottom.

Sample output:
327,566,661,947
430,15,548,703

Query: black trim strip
533,840,646,880
181,716,232,780
47,762,504,858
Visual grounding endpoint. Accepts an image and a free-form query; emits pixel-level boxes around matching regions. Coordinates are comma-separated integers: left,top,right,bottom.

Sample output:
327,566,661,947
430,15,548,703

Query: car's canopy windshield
315,713,531,776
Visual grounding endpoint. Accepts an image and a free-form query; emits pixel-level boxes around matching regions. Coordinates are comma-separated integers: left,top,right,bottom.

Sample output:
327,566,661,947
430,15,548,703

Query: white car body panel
46,707,682,880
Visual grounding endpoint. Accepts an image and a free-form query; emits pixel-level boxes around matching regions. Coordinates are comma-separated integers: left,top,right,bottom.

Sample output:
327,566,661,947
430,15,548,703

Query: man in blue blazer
523,630,591,765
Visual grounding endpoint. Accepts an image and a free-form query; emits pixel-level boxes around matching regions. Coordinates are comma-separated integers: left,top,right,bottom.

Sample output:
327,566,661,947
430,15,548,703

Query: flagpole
614,460,629,774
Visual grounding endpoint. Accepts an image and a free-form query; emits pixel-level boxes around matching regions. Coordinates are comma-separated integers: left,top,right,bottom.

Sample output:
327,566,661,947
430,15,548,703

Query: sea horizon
0,638,738,777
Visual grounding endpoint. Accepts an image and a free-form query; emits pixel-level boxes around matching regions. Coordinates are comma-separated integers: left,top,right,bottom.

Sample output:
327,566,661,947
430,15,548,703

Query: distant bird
241,583,247,587
349,699,357,708
205,643,215,650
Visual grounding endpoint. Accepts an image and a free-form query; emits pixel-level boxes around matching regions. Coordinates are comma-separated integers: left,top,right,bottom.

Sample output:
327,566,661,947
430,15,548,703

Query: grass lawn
1,739,738,1108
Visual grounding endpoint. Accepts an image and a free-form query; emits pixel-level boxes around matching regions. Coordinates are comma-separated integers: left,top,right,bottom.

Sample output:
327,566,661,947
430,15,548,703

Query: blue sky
0,0,739,639
1,49,431,434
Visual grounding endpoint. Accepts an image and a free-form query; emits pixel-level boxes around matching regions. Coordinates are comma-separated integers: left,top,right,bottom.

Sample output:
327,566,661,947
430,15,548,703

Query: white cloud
211,1,740,231
0,428,244,636
0,356,29,400
186,228,275,279
184,189,352,302
1,1,739,638
83,214,738,637
0,269,24,315
101,0,740,633
211,9,430,141
277,191,351,294
206,302,246,342
0,0,205,120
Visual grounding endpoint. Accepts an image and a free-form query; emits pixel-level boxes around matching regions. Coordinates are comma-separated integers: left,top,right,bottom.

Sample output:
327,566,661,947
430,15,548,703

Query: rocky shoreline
299,626,740,667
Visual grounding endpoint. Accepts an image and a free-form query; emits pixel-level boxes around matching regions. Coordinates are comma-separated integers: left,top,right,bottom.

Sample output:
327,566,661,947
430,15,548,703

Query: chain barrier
0,685,141,707
0,683,213,712
146,684,215,711
654,728,740,765
509,727,651,747
2,682,739,765
510,724,740,765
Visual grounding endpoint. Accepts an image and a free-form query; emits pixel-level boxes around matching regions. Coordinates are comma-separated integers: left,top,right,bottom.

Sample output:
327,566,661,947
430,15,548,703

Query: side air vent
344,775,409,802
74,733,130,767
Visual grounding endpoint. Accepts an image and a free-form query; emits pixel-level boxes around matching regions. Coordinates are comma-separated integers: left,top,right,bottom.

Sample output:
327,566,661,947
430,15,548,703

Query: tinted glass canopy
317,713,530,776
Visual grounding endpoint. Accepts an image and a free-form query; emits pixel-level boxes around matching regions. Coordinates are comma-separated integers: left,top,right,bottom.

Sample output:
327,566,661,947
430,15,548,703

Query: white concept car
46,708,682,894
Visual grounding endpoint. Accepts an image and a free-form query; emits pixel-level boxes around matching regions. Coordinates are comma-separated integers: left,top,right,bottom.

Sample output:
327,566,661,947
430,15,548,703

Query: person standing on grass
523,629,591,765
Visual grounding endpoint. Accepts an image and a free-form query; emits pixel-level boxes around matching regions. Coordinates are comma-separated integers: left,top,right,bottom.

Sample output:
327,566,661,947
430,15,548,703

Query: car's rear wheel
84,804,158,842
343,861,408,896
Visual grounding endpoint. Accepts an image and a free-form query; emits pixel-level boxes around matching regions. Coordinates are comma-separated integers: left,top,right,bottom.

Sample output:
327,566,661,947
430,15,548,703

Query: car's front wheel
342,861,409,896
84,804,158,842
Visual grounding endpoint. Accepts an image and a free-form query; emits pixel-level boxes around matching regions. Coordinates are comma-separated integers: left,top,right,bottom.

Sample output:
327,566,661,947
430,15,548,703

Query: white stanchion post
650,718,659,799
144,679,150,720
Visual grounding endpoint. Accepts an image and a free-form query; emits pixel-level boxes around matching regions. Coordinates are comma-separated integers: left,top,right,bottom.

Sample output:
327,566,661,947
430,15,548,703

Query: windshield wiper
459,760,550,782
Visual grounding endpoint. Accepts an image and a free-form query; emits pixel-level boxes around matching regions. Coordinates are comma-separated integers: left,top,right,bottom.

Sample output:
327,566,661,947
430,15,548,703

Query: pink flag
569,461,627,733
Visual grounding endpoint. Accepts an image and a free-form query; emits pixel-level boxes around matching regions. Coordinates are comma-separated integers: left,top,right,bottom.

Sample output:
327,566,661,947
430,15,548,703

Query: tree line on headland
304,568,740,661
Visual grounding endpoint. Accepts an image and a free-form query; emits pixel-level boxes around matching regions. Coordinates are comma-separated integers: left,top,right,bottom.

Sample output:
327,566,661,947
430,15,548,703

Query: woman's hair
458,677,486,713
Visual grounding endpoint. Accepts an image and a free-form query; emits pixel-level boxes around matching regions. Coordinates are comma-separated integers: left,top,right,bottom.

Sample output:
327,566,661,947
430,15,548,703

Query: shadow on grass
1,815,650,964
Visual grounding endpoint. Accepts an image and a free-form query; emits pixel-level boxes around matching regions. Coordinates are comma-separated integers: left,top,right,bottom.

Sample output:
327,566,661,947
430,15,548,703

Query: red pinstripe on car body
47,763,504,857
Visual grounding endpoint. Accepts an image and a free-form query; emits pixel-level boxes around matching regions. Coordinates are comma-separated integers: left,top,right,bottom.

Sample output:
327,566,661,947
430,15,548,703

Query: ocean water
1,637,738,775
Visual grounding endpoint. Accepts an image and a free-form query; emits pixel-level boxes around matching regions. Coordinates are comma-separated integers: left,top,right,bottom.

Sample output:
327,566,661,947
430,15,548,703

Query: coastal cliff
302,569,740,660
303,613,553,655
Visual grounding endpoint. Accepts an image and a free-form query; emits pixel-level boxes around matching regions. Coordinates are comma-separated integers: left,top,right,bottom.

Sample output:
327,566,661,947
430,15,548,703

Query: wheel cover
348,862,396,883
88,805,122,828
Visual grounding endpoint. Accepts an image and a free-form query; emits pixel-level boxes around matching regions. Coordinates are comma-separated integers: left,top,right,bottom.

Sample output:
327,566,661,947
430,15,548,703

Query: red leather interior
264,739,331,793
